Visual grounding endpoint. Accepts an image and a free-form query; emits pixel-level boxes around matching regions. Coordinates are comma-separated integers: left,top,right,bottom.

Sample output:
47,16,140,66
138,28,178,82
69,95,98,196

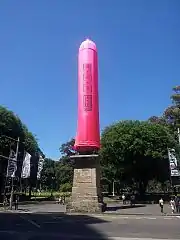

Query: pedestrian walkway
106,203,180,216
1,202,180,217
0,202,66,213
91,214,180,221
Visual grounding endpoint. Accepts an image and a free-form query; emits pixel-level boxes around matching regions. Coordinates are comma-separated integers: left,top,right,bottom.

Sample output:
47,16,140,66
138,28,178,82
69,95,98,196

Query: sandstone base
67,154,105,213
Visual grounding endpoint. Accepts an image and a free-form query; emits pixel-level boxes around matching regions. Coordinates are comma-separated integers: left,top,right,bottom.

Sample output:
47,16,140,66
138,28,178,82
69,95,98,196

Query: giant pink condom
74,39,100,153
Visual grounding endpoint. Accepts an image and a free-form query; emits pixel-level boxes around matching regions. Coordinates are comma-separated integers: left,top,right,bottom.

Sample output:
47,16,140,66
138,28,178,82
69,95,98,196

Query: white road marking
19,215,41,228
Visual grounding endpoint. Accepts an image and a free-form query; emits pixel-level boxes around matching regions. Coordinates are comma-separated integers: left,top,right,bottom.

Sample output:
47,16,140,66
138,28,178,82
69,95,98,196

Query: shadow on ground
106,204,146,212
0,212,109,239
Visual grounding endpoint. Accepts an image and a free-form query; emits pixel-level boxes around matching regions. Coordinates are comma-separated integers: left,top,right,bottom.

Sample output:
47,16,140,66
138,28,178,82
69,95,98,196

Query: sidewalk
0,202,66,213
105,203,180,216
0,202,180,216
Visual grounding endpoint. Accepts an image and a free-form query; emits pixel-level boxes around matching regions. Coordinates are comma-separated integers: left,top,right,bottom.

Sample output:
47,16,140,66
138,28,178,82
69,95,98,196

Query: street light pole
9,137,19,210
178,128,180,145
112,180,115,197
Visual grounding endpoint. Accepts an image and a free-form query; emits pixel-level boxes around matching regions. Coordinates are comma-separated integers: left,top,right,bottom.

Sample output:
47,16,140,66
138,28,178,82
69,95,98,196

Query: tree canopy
100,120,179,195
40,139,75,191
0,105,43,197
163,86,180,128
0,105,40,157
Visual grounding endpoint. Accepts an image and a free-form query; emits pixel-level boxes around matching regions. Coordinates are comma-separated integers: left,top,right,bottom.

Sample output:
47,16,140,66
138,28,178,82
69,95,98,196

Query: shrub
60,183,72,193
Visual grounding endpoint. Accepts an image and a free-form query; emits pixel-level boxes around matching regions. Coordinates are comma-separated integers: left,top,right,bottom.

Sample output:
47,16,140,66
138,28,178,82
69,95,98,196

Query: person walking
178,199,180,213
159,197,164,213
122,194,126,205
170,198,175,214
175,195,180,213
14,195,19,210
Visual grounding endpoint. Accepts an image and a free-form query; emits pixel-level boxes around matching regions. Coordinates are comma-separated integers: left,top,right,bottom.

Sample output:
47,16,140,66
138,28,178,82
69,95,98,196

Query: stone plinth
67,154,105,213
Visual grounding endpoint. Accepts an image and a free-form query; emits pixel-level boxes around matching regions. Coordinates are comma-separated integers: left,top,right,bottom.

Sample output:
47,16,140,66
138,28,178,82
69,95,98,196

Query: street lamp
112,180,118,197
51,176,55,196
178,128,180,145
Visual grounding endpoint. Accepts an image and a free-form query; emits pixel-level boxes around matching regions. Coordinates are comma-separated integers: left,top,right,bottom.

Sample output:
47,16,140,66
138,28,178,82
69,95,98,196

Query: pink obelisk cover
74,39,100,153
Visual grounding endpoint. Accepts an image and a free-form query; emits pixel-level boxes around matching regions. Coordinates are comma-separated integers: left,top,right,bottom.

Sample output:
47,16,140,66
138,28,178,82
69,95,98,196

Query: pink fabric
74,39,100,152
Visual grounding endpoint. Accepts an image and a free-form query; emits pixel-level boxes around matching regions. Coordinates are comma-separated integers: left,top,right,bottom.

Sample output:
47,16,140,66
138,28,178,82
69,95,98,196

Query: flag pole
20,149,26,193
9,137,19,210
167,148,173,187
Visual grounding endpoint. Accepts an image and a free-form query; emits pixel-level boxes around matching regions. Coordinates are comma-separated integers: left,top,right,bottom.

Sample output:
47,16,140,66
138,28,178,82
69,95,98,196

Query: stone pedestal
67,154,105,213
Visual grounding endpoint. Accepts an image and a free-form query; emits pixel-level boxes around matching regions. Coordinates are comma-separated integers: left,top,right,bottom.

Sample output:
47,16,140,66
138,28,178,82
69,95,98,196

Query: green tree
22,125,39,155
163,86,180,128
0,106,41,157
56,138,75,188
0,106,42,198
40,158,56,190
40,139,75,191
59,182,72,192
148,86,180,145
148,116,166,125
0,106,24,156
59,138,75,158
100,120,179,196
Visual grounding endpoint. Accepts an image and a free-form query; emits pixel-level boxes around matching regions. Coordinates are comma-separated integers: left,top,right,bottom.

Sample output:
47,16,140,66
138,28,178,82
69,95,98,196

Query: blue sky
0,0,179,159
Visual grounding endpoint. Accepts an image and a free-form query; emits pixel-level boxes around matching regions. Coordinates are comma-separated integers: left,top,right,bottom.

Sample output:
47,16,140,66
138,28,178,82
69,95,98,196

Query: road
17,202,178,216
0,212,179,240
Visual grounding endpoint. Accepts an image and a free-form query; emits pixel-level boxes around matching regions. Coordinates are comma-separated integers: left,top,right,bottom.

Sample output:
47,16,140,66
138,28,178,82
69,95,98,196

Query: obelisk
68,39,105,213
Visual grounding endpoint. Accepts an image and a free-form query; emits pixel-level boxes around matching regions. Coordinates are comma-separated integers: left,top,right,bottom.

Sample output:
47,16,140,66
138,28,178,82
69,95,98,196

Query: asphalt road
0,213,179,240
17,202,180,216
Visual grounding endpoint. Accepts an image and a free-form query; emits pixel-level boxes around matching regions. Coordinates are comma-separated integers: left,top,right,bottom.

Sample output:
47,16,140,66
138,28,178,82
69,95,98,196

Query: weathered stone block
66,154,105,213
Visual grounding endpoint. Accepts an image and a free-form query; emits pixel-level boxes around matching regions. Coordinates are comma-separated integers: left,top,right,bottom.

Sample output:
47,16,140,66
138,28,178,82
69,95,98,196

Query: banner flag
6,149,17,177
168,148,180,177
21,151,31,178
37,155,44,179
